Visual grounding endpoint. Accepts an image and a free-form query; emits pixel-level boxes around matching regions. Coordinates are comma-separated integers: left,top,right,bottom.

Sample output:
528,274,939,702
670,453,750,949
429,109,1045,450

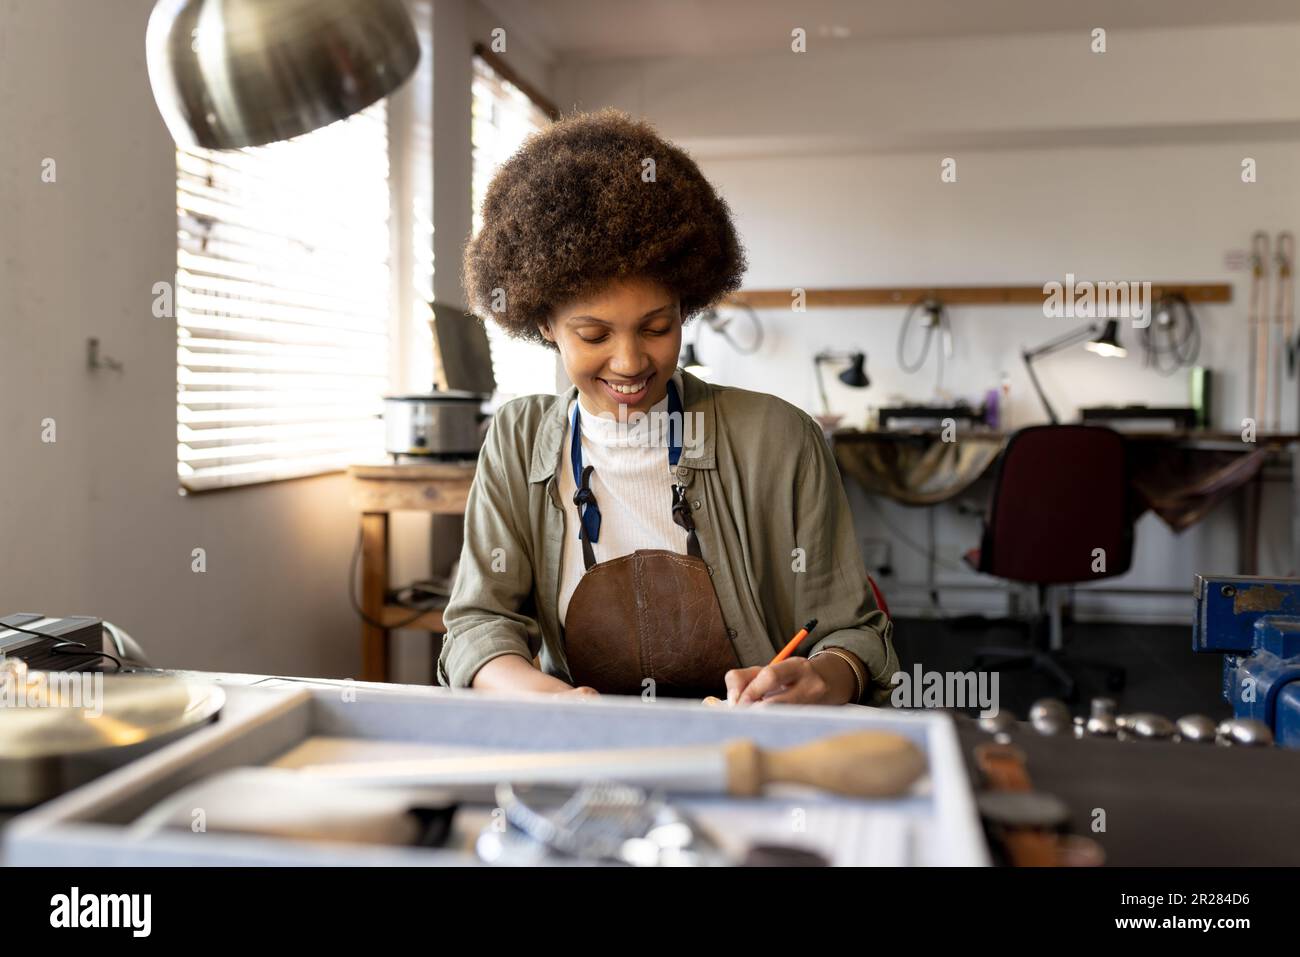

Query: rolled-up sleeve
437,409,542,688
793,417,900,704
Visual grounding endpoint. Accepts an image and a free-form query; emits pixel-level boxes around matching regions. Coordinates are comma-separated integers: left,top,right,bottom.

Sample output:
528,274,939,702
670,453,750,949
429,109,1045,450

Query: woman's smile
595,372,654,406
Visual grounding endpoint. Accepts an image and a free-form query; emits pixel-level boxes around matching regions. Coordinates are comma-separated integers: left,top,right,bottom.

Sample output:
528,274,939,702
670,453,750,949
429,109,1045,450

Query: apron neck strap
570,378,691,570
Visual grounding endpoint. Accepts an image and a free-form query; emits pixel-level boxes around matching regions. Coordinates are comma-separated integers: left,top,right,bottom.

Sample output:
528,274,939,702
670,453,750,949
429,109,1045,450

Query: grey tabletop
957,721,1300,866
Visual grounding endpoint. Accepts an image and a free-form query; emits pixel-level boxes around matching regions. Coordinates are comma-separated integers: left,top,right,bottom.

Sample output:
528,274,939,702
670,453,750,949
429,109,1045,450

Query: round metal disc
742,844,831,867
0,674,225,806
976,789,1071,829
0,674,225,758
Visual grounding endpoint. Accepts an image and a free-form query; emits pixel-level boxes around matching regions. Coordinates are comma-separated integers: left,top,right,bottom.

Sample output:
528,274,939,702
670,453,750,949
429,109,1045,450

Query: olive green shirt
437,369,899,704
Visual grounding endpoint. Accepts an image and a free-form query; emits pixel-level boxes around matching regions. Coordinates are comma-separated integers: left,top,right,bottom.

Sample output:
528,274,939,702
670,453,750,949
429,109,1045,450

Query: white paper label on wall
1223,249,1249,271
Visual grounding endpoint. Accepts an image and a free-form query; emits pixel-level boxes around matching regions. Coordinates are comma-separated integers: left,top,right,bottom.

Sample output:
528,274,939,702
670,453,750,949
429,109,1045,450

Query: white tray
3,678,988,866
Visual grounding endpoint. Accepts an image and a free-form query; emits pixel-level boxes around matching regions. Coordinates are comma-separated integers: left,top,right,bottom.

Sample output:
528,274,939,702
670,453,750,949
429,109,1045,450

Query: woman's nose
608,336,648,375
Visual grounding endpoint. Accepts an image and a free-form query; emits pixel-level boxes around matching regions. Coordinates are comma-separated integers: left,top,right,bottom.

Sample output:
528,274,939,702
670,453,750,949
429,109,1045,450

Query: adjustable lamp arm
1022,322,1102,425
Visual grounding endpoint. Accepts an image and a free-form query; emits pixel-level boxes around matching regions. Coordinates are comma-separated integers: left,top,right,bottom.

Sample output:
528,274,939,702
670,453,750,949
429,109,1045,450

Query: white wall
0,0,555,678
555,22,1300,620
3,1,1292,682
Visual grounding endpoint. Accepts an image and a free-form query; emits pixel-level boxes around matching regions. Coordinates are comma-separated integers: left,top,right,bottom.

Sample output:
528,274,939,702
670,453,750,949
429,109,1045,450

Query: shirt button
691,500,701,510
675,467,691,481
706,565,714,576
726,628,737,639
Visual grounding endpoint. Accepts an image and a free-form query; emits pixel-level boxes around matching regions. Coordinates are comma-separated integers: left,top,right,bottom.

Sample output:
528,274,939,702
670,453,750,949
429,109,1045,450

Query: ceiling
481,0,1300,61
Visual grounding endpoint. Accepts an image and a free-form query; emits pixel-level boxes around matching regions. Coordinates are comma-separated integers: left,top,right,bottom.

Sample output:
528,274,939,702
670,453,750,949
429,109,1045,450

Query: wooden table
347,461,477,682
833,428,1300,590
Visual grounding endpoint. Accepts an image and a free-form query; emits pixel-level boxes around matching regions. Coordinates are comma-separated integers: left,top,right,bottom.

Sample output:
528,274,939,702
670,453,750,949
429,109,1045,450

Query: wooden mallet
297,730,927,799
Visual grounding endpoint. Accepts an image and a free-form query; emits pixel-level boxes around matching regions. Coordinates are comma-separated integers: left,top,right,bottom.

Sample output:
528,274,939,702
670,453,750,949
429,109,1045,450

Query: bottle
999,372,1012,432
984,388,999,430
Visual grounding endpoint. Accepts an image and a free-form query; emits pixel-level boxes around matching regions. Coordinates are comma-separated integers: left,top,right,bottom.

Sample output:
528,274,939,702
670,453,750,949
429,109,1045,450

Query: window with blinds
471,55,558,402
175,102,391,493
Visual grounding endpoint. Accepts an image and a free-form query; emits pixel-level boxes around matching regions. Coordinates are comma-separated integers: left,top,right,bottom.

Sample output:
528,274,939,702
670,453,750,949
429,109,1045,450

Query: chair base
973,645,1126,703
969,583,1126,703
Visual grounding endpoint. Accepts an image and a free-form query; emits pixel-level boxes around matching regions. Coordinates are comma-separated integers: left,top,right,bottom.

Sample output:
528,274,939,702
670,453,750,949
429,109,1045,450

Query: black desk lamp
1023,319,1127,424
814,351,870,415
679,305,763,379
680,342,709,376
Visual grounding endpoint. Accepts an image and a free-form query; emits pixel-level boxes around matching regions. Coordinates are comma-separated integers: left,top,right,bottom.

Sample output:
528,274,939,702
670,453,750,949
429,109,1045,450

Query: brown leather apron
561,381,740,697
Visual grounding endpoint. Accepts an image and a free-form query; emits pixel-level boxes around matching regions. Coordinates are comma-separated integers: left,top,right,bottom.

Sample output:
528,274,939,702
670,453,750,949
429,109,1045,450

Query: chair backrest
980,425,1133,585
867,574,891,620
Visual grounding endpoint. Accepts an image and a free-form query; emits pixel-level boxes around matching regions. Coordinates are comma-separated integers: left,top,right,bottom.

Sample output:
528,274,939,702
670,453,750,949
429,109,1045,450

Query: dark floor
890,614,1232,723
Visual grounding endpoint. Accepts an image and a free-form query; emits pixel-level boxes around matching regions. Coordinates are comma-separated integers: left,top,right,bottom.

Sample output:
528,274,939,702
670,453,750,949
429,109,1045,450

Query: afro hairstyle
463,108,747,349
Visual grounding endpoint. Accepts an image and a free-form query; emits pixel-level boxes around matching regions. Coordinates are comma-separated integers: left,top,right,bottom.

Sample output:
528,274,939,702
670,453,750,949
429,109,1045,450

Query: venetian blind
175,103,391,492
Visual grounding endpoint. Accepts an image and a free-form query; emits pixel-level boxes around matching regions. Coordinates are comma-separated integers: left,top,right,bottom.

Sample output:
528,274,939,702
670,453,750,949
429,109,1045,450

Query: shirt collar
528,367,717,483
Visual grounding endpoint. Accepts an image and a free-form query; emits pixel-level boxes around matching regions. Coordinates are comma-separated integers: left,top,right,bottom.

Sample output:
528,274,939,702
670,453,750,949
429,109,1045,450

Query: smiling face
539,276,683,418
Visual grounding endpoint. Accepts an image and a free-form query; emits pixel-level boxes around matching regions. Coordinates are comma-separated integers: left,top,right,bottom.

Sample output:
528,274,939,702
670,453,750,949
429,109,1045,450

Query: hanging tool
1248,232,1271,427
1140,293,1201,376
698,302,765,355
1276,231,1295,431
898,297,954,394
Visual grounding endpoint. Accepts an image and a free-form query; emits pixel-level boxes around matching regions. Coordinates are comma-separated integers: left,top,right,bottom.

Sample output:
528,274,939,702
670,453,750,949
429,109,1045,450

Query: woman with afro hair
438,109,897,706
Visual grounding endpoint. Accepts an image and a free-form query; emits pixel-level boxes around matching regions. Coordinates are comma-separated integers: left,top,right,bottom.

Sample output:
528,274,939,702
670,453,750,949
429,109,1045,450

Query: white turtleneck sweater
556,372,690,626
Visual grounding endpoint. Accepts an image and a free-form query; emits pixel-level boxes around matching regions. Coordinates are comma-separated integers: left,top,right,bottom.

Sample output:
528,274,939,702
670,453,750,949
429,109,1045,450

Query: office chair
965,425,1132,700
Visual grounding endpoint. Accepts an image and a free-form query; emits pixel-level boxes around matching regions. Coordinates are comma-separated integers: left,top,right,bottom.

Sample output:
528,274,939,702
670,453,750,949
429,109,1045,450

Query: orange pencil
769,618,818,665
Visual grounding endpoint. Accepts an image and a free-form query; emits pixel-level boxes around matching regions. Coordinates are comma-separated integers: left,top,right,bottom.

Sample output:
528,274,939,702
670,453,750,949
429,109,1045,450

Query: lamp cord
0,619,123,671
348,528,447,630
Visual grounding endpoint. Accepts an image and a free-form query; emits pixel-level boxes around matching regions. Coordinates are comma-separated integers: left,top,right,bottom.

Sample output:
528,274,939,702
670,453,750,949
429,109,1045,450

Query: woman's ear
537,319,555,344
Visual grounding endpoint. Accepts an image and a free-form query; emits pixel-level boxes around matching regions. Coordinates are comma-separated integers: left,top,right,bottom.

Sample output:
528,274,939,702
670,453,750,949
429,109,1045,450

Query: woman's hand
725,654,858,706
558,685,600,699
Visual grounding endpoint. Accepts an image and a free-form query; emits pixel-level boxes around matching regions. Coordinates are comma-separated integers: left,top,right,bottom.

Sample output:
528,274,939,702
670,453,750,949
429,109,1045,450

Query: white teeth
608,379,646,394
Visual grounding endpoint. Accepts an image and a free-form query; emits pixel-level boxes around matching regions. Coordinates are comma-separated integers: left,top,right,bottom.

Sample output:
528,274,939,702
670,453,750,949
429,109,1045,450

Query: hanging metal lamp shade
146,0,420,150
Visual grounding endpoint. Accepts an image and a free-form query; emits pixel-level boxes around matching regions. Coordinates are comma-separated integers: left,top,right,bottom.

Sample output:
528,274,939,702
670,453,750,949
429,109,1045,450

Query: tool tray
3,677,987,866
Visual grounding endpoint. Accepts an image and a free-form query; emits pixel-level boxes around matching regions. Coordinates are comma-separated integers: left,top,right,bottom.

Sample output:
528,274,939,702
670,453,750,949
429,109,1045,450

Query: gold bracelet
811,648,865,704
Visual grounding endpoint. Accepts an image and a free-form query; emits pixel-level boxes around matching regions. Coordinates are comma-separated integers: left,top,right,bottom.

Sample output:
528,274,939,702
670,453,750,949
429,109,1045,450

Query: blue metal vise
1193,575,1300,748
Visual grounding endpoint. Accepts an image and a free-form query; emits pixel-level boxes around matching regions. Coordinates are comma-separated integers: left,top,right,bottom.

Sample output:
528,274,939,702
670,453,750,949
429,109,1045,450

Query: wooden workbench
347,461,477,682
833,428,1300,575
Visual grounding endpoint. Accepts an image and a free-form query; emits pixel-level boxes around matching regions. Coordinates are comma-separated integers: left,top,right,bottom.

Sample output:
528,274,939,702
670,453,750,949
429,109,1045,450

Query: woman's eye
576,325,669,343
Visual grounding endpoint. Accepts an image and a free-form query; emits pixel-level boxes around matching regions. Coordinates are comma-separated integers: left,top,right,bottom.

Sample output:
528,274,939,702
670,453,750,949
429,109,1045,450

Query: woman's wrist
471,653,574,694
809,649,865,705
